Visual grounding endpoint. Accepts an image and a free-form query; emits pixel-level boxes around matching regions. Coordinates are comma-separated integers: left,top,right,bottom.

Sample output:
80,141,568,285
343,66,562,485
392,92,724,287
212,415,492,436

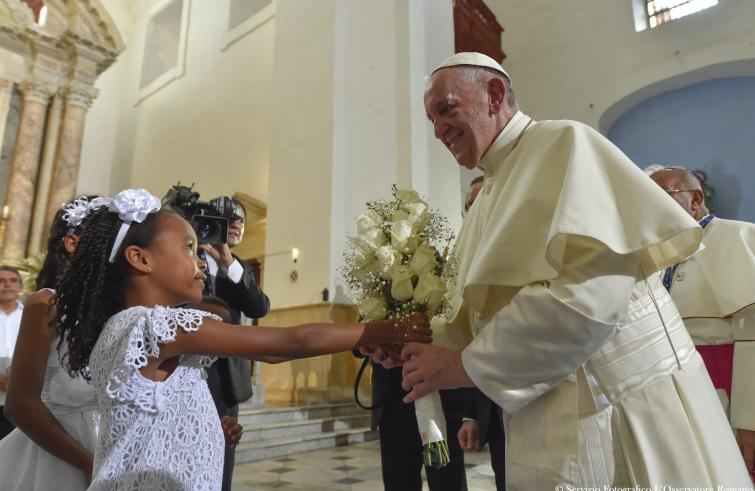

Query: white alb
88,306,224,491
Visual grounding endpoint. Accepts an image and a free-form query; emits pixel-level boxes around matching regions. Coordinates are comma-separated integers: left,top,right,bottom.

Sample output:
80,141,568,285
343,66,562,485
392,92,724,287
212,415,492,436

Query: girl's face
148,213,207,305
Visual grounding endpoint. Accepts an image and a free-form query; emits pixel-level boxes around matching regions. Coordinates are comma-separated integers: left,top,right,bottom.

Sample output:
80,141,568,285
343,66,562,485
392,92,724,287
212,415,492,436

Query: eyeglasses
0,277,21,285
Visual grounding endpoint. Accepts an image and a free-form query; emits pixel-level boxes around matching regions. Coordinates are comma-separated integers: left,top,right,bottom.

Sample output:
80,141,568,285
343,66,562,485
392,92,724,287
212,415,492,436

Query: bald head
649,167,708,220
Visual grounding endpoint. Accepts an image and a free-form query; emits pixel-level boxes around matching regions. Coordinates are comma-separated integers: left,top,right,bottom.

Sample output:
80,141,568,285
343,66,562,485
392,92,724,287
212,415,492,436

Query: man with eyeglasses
0,265,23,439
649,166,755,477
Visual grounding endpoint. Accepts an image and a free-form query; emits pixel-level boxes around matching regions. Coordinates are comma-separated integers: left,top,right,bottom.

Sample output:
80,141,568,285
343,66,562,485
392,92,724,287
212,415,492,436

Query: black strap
354,356,375,410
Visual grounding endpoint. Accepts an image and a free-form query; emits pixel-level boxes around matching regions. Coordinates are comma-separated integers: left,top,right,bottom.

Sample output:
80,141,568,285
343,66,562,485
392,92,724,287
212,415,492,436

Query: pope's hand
359,344,403,368
400,343,473,403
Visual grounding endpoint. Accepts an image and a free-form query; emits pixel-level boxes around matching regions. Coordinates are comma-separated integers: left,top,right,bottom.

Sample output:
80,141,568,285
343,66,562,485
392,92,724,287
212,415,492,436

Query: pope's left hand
400,343,473,403
736,428,755,475
199,243,235,268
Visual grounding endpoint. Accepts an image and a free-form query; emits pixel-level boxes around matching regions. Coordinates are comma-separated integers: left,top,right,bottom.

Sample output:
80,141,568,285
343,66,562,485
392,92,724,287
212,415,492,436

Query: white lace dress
0,337,99,491
88,306,224,491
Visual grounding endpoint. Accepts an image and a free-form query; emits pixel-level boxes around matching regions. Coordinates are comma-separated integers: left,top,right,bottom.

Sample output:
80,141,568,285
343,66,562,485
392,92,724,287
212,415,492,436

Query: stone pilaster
44,85,98,228
27,94,64,255
1,82,51,258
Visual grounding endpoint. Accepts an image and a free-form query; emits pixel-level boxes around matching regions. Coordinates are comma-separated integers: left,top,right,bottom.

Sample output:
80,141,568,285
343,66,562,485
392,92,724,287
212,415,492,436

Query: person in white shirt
0,265,23,439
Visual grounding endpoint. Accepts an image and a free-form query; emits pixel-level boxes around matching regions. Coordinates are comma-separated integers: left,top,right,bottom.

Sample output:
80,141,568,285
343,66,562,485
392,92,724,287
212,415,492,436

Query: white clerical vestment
444,112,752,489
666,216,755,432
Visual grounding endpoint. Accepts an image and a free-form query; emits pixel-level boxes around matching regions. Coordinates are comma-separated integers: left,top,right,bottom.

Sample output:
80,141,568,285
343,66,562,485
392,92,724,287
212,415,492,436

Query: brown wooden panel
453,0,506,63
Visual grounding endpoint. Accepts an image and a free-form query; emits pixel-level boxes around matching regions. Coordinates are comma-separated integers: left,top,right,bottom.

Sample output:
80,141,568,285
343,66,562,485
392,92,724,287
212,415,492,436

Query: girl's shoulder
106,305,221,342
25,288,55,307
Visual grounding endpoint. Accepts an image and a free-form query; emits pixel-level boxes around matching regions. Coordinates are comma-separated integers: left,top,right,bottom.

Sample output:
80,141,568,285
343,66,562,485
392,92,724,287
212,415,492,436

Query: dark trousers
0,407,14,440
378,392,467,491
486,405,506,491
217,403,238,491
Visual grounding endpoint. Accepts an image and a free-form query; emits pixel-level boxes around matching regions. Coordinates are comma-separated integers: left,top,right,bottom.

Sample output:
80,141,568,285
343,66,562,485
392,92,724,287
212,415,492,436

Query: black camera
162,184,243,244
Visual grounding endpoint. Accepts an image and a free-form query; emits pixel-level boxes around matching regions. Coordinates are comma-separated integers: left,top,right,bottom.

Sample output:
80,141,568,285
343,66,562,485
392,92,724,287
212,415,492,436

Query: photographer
164,187,269,491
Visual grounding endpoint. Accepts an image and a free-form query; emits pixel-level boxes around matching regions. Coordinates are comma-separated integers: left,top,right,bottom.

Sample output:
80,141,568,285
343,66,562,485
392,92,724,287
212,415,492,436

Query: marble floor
232,440,498,490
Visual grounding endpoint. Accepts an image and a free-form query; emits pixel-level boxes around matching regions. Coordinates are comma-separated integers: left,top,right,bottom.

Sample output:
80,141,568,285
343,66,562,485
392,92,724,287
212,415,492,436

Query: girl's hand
361,312,432,347
221,415,243,448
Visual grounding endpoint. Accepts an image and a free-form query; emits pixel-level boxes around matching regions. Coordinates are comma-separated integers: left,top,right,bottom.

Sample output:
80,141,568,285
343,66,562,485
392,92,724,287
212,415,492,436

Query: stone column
27,94,64,255
44,85,97,229
0,80,14,155
1,82,51,259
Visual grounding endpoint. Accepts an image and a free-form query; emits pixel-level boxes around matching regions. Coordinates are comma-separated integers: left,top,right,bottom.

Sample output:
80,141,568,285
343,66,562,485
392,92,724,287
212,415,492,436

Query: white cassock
440,111,753,489
666,216,755,433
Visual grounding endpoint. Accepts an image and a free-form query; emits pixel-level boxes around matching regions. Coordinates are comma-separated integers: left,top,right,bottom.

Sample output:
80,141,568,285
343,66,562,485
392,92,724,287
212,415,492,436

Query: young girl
0,200,102,490
54,189,431,491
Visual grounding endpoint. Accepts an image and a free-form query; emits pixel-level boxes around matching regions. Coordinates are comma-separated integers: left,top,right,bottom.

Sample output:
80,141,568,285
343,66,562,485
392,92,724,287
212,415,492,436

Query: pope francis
395,52,753,489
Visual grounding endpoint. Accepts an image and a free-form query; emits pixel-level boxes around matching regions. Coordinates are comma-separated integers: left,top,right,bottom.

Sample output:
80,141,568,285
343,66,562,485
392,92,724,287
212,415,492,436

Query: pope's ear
487,77,506,113
123,245,153,274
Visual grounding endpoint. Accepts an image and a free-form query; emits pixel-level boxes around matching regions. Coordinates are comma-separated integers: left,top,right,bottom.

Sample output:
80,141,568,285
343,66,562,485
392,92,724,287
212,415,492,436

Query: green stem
422,440,450,468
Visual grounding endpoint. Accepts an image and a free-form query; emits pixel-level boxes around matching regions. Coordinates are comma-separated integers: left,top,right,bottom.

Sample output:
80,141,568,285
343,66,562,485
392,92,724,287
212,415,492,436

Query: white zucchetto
432,52,511,83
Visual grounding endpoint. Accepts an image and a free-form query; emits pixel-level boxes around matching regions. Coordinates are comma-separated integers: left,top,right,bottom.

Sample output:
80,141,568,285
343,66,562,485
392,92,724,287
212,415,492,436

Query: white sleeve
731,306,755,431
460,241,637,414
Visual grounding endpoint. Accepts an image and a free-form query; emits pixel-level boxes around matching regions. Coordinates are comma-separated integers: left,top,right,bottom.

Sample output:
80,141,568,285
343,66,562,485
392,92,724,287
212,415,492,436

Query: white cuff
227,259,244,284
462,417,478,423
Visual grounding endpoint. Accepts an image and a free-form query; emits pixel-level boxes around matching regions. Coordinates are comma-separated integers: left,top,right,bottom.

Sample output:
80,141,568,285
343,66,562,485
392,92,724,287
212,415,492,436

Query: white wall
78,0,275,203
486,0,755,131
264,0,460,309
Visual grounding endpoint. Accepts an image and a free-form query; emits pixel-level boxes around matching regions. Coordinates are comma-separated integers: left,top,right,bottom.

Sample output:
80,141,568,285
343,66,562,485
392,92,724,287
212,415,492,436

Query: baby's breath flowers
341,185,455,468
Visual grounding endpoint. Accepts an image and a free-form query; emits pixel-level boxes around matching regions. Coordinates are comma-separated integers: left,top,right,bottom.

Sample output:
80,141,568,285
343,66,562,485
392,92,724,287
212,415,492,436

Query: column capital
61,84,99,109
18,81,53,105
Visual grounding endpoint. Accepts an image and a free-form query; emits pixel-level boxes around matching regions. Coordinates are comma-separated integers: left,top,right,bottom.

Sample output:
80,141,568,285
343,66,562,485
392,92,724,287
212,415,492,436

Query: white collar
0,300,23,316
477,111,532,174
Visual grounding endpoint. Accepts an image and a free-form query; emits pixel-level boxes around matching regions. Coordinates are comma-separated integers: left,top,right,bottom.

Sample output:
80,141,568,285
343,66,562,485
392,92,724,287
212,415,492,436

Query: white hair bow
108,189,161,263
62,196,112,228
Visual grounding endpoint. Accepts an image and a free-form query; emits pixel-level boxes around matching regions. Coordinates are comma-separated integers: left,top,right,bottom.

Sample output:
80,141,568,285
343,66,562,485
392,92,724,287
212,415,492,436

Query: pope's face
424,69,499,169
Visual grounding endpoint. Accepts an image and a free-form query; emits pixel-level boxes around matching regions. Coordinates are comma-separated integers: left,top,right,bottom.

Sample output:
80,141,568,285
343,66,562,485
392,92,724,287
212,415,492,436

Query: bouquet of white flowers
341,186,455,468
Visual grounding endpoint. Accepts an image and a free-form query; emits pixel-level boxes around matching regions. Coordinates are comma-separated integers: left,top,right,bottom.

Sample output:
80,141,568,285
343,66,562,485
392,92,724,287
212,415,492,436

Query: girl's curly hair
37,196,101,291
53,207,167,377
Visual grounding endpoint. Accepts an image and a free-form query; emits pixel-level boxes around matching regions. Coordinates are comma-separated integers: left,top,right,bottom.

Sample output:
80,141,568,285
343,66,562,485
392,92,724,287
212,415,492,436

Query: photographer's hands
199,243,235,268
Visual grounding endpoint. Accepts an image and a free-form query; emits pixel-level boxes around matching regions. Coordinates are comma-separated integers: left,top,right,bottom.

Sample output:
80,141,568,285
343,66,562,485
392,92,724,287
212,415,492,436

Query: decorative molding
61,84,99,109
220,0,275,52
18,80,52,104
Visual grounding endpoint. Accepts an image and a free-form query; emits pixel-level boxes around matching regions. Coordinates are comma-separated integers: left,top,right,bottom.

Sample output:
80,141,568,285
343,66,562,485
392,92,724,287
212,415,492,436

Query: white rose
413,272,446,311
396,189,423,204
356,211,381,235
376,245,399,279
409,244,437,276
360,228,388,250
360,295,388,320
391,210,410,222
390,265,415,302
390,220,418,254
406,202,429,230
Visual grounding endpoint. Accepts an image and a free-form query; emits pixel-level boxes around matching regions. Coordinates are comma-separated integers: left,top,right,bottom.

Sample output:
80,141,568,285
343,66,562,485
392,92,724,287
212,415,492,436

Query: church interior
0,0,753,489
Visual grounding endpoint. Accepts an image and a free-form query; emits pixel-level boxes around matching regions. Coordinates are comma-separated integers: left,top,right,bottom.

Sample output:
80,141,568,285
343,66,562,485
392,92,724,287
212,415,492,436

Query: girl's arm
165,314,432,363
3,291,93,478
